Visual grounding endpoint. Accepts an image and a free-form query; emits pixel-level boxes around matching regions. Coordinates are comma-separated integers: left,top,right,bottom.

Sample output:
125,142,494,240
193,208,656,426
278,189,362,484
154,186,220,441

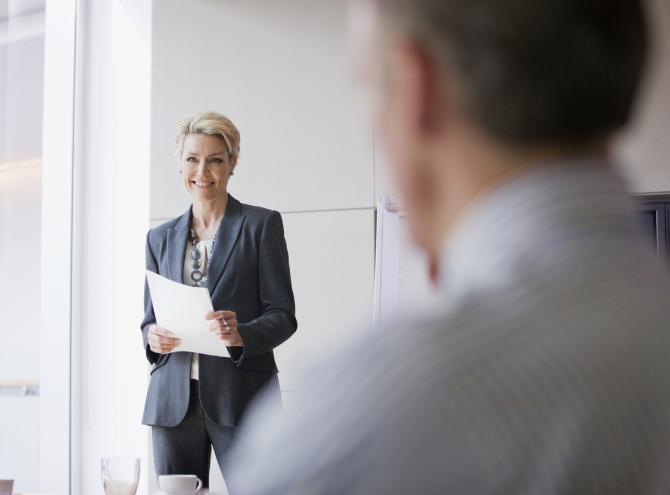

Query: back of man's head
375,0,648,146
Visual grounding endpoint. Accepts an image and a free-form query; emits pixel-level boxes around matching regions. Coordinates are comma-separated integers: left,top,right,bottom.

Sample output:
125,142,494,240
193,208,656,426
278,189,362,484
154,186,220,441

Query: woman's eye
211,159,223,165
186,156,197,163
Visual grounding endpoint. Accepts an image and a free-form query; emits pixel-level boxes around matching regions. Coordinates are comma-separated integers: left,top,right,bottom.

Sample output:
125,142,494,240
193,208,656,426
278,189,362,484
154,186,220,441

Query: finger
161,341,180,352
209,321,223,332
152,327,176,338
214,330,233,340
153,341,171,353
158,336,181,344
205,310,236,320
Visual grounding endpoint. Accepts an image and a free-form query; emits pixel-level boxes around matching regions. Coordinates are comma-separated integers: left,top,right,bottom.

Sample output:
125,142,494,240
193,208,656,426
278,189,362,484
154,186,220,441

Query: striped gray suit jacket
227,161,670,494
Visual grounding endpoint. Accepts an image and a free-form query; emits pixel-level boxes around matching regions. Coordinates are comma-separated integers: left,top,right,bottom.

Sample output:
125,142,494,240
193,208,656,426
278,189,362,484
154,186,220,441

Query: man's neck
429,130,609,259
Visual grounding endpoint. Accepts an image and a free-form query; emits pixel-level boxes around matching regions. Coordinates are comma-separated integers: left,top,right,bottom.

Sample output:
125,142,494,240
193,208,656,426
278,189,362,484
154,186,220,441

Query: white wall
150,1,375,492
150,0,374,220
616,0,670,193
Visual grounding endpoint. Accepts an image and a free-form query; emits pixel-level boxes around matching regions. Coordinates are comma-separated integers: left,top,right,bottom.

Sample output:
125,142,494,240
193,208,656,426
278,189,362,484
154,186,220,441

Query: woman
140,111,297,487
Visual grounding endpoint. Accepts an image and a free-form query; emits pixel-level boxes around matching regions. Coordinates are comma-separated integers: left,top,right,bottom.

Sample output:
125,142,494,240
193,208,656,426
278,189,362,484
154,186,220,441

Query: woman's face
179,133,236,202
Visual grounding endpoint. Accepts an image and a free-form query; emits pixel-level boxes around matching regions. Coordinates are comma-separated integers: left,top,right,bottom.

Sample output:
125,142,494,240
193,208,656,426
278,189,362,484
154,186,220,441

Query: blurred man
228,0,670,493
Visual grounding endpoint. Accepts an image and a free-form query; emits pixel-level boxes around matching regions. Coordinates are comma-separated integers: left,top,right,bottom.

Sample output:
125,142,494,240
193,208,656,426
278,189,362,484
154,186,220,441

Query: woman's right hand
148,325,182,354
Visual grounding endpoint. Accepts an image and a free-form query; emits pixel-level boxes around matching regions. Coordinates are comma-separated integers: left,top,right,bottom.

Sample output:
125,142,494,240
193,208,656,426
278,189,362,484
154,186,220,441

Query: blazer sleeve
236,210,297,364
140,229,162,364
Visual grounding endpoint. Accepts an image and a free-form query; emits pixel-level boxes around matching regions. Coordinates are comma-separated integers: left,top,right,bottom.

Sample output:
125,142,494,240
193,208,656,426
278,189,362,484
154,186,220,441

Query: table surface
15,492,223,495
16,492,222,495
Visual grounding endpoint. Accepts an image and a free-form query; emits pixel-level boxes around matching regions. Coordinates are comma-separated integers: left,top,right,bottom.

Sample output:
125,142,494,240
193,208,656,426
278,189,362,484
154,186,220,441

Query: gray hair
373,0,648,145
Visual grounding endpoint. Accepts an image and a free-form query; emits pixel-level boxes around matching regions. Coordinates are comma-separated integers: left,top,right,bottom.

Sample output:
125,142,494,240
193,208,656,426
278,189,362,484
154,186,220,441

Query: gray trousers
152,380,236,488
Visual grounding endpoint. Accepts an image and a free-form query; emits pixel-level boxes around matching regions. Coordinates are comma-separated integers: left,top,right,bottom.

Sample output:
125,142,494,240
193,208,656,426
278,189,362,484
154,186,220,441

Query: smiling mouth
192,180,215,188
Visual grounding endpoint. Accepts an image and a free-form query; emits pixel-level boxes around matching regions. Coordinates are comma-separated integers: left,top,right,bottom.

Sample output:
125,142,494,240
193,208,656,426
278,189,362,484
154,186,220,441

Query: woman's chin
189,187,220,200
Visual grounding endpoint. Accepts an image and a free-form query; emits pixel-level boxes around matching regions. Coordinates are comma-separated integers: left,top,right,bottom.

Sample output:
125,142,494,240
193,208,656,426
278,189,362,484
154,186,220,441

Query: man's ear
389,39,443,138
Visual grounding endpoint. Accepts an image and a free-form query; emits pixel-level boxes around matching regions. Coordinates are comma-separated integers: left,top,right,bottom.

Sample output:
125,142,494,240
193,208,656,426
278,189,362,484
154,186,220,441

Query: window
0,0,46,492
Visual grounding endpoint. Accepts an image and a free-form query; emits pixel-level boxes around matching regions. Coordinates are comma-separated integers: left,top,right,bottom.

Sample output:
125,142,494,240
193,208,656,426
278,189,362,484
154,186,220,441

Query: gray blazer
140,195,297,427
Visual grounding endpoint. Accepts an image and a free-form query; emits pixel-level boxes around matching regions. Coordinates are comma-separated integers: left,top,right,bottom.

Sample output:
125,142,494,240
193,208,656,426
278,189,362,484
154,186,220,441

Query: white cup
0,479,13,495
158,474,202,494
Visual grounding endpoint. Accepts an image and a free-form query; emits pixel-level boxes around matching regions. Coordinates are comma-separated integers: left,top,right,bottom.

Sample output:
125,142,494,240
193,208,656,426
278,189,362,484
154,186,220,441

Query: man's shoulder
315,297,500,392
344,268,670,395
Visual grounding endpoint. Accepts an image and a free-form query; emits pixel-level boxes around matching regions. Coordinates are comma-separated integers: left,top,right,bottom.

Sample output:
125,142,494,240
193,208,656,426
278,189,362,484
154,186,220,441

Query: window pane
0,0,45,492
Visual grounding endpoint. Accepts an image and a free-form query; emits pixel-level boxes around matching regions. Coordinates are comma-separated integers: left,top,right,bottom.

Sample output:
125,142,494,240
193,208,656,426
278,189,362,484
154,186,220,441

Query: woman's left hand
206,310,244,347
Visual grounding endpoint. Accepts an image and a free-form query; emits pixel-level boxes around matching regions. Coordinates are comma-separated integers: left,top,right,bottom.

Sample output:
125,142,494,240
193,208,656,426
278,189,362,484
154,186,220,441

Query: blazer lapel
167,207,192,283
207,195,246,295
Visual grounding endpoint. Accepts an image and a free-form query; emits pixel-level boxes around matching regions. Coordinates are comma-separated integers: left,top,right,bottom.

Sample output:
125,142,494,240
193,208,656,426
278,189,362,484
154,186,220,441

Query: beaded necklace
188,218,219,288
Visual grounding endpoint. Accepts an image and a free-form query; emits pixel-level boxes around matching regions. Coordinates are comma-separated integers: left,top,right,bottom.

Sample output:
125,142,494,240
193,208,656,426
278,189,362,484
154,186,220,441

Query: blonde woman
140,112,297,487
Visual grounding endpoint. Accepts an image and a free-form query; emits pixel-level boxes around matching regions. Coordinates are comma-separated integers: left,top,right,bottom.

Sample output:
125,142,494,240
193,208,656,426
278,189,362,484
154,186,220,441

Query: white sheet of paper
146,270,229,358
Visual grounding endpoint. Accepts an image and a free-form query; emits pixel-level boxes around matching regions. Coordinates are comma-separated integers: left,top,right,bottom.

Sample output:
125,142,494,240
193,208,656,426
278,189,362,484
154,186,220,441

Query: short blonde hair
175,111,241,161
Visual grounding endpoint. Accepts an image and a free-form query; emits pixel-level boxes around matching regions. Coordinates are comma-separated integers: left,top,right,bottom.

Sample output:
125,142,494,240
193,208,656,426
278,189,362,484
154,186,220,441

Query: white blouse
183,238,215,380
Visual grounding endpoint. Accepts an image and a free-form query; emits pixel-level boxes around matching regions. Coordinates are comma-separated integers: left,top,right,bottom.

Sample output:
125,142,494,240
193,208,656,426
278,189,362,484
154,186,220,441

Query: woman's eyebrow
184,151,226,157
183,151,227,158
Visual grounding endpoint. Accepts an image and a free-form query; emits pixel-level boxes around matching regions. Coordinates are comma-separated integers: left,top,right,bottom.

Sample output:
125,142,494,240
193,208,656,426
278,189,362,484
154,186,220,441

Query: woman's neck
192,194,228,228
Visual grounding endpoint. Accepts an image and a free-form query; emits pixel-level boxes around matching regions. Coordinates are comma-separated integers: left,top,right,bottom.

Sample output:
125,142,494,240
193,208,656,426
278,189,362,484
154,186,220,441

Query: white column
71,1,153,494
40,0,77,492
